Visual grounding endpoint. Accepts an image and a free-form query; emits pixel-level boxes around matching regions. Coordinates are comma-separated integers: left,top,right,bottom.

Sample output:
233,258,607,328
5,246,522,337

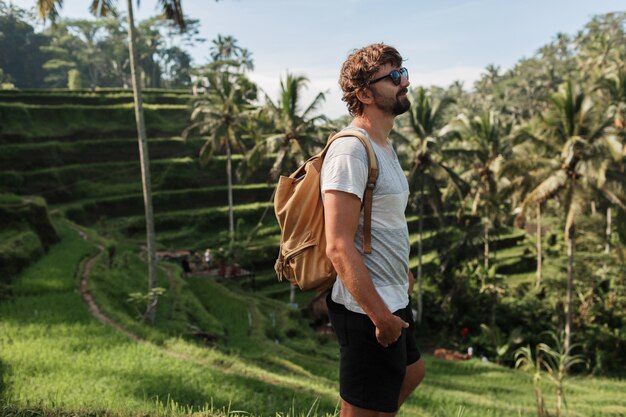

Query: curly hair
339,43,404,116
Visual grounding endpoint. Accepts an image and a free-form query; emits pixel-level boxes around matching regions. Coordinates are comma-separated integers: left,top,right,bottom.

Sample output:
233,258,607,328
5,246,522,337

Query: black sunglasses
369,67,409,86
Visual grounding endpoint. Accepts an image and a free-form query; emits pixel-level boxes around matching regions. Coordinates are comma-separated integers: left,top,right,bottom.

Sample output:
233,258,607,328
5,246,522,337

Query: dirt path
74,230,141,342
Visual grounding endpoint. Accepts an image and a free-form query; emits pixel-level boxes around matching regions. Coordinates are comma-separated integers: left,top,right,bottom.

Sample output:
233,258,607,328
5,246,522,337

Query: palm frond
198,139,214,166
301,91,327,120
36,0,62,22
159,0,186,30
89,0,117,17
526,170,568,205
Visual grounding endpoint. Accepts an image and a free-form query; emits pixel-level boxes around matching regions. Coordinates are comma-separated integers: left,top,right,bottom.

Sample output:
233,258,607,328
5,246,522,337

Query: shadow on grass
112,359,338,416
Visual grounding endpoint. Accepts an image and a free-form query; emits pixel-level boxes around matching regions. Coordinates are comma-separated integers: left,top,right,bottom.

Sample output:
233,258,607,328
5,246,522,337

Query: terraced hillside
0,88,543,305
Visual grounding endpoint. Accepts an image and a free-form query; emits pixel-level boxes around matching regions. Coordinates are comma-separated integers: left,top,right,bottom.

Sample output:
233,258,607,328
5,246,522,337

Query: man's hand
374,314,409,347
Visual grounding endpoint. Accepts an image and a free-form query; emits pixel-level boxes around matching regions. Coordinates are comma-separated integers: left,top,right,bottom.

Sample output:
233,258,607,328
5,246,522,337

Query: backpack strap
325,129,379,254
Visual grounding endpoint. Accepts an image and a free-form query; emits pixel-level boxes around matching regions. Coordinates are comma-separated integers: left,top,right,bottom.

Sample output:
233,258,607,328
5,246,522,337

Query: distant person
322,43,425,416
181,256,191,276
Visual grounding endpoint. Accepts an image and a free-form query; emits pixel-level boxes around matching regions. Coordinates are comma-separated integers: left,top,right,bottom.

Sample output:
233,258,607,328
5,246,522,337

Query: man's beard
373,88,411,116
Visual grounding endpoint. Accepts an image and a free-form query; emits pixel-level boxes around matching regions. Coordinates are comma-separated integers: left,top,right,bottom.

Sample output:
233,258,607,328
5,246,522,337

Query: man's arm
324,189,408,347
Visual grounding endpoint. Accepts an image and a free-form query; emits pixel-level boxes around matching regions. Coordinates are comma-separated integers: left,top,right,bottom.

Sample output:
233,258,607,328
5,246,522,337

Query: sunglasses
369,67,409,86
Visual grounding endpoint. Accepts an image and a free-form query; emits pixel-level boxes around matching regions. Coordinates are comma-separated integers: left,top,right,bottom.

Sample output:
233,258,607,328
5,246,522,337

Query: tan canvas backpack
274,129,379,292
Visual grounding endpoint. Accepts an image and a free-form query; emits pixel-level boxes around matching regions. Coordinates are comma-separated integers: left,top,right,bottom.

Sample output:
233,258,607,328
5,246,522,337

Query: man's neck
350,113,394,146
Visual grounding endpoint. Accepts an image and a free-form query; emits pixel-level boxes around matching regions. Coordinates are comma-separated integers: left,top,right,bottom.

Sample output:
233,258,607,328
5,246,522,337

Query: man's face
368,64,411,116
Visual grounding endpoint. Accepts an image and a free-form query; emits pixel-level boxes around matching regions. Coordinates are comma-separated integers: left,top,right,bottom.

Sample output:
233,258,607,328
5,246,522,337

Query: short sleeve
320,137,369,201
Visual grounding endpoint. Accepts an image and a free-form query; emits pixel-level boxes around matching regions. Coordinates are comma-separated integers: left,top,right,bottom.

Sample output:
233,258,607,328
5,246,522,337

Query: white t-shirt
320,127,410,314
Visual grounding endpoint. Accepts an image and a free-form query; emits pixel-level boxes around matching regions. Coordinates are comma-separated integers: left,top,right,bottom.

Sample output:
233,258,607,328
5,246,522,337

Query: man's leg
341,360,425,417
398,359,425,406
375,359,425,417
340,400,383,417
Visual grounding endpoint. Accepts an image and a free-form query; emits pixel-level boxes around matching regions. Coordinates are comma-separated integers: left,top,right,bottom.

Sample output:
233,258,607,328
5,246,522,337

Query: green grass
2,221,626,417
0,221,341,416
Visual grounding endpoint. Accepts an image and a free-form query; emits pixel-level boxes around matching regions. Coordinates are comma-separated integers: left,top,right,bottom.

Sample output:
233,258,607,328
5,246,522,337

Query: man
322,43,425,417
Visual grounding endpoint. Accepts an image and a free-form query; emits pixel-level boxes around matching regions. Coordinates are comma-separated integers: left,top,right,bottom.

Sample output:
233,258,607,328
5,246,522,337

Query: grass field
1,220,626,417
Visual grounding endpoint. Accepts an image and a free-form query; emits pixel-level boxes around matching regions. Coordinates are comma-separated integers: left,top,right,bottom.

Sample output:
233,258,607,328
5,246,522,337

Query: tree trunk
604,206,612,271
289,284,296,305
226,138,235,244
417,176,424,324
556,385,563,417
565,227,574,351
536,203,542,288
534,387,545,417
127,0,158,325
484,219,489,272
606,207,612,255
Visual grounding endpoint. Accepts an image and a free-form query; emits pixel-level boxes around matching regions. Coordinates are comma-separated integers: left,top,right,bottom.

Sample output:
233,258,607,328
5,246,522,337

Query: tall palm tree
393,87,466,323
516,81,622,350
185,67,257,248
36,0,186,325
500,121,559,288
447,110,512,272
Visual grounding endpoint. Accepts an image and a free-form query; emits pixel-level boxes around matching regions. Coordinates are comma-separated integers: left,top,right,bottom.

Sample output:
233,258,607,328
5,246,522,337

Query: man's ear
356,87,374,105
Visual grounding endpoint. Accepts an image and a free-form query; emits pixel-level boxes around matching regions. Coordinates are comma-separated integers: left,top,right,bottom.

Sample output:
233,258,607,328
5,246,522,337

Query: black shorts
326,293,421,413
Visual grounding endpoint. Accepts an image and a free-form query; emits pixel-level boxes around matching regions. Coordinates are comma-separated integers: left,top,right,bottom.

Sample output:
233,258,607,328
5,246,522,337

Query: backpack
273,129,379,292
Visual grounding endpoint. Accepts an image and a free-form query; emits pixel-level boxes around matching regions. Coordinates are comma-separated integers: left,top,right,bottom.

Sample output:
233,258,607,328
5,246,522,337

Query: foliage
0,2,199,89
515,331,589,417
127,286,166,322
66,68,82,90
0,1,49,88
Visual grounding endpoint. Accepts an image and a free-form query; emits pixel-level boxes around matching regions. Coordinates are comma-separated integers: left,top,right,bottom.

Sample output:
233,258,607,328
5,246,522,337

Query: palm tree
393,86,466,323
244,73,328,182
36,0,186,325
516,81,622,350
500,122,559,288
210,34,239,61
209,35,253,72
447,110,512,273
185,66,257,249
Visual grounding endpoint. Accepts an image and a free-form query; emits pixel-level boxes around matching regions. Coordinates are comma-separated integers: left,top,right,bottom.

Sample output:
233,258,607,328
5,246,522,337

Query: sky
11,0,626,119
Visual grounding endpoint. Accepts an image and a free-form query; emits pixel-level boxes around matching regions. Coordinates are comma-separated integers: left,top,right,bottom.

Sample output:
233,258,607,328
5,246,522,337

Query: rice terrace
1,1,626,417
